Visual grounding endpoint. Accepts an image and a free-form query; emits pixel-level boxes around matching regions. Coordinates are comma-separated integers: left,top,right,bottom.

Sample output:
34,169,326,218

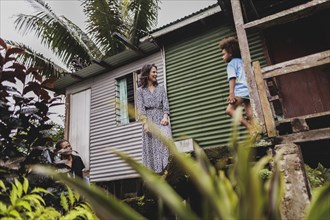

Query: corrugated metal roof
155,3,220,32
54,3,221,91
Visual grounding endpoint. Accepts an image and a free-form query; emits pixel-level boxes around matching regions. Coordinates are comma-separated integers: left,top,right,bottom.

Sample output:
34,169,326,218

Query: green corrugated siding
166,25,266,148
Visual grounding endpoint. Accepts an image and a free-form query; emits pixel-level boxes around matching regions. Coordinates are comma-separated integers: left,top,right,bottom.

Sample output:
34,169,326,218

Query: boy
219,37,254,131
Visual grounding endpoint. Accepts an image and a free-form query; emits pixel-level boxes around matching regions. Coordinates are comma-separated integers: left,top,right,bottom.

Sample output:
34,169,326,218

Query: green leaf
9,183,18,205
22,178,29,194
60,192,69,212
30,187,50,195
33,165,145,220
66,185,75,206
8,209,21,219
22,194,45,206
14,179,23,198
139,117,230,218
15,200,32,212
115,150,200,220
0,180,6,192
0,201,8,213
305,182,330,220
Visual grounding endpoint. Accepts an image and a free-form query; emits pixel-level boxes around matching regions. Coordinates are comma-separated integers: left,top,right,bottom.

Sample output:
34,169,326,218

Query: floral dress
136,85,171,173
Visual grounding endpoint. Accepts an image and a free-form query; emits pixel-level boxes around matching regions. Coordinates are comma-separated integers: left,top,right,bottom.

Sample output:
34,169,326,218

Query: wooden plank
64,94,70,140
279,128,330,143
277,110,330,124
244,0,330,31
230,0,266,133
253,61,277,137
262,50,330,79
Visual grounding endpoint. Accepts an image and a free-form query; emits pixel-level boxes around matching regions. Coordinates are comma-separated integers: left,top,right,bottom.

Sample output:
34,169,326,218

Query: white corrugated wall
89,52,164,182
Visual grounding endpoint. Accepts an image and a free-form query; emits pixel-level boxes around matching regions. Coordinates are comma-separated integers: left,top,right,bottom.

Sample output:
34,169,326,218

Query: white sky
0,0,216,125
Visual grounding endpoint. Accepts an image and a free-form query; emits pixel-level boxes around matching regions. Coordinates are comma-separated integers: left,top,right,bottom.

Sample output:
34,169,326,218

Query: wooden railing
253,50,330,137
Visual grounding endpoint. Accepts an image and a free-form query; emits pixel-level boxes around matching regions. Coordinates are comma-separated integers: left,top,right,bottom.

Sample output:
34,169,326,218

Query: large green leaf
114,150,200,220
6,40,67,78
32,166,146,220
305,182,330,220
14,0,95,67
82,0,126,57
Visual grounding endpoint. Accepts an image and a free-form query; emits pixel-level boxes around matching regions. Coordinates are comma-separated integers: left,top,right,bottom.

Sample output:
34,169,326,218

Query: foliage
0,38,62,171
12,0,160,77
305,163,330,189
0,177,98,220
31,107,330,219
47,116,65,145
33,108,282,219
305,181,330,220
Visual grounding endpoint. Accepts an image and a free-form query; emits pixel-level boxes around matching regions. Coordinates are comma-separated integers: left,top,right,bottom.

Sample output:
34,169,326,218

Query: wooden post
64,94,70,140
253,61,277,137
230,0,266,133
274,143,311,220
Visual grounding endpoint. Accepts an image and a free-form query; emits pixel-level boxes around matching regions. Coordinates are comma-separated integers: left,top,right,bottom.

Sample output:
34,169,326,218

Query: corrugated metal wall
165,26,266,148
89,52,164,182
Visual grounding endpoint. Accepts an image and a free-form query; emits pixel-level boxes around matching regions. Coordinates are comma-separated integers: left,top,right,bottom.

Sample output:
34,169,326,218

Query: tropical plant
10,0,160,78
0,178,98,219
0,38,62,173
33,108,287,219
305,163,330,189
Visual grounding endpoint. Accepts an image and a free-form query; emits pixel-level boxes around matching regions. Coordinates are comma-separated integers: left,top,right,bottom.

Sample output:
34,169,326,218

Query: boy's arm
228,78,237,104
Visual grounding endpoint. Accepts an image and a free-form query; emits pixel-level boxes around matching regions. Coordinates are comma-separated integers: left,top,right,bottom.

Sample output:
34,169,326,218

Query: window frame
115,71,140,125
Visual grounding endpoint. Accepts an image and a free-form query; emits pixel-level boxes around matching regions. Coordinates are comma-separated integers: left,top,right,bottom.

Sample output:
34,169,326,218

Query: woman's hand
227,93,237,104
160,115,169,126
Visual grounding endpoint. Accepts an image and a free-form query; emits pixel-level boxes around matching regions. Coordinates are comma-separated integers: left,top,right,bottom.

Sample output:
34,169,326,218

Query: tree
0,38,62,170
10,0,160,78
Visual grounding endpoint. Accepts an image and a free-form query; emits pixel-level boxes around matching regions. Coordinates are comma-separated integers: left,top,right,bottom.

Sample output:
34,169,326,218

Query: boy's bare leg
244,101,262,137
226,97,251,129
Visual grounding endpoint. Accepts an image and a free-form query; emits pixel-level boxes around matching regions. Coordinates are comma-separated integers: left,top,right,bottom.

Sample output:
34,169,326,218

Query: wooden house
54,1,329,205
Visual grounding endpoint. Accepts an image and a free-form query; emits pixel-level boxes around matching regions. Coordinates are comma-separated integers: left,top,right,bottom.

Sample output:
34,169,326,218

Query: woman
55,139,85,178
136,64,171,174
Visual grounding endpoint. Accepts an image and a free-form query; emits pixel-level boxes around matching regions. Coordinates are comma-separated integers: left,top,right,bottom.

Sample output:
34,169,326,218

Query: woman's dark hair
219,37,241,58
138,64,158,88
55,139,69,152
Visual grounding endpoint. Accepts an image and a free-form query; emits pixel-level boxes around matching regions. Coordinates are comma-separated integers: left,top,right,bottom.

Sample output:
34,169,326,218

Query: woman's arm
161,87,170,126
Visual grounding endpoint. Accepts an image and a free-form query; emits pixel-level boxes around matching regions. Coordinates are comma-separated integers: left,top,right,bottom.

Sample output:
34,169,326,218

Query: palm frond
128,0,159,44
60,16,104,59
14,0,95,67
6,40,67,79
82,0,126,57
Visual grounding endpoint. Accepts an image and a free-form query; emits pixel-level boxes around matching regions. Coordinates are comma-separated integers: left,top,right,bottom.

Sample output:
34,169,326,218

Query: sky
0,0,217,125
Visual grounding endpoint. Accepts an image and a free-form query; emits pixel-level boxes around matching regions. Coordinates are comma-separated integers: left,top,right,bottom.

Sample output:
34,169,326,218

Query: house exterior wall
165,25,267,148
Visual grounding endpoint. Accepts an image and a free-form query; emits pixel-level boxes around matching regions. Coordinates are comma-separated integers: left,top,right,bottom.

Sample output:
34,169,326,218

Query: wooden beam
277,111,330,124
279,128,330,143
262,50,330,79
230,0,266,133
64,94,70,140
244,0,330,31
253,61,277,137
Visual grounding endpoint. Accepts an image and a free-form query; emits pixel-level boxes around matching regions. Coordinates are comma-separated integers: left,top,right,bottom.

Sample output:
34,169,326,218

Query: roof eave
140,5,221,43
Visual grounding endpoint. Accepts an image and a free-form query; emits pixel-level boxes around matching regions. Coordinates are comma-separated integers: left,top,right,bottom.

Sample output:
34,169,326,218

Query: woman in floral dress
136,64,171,174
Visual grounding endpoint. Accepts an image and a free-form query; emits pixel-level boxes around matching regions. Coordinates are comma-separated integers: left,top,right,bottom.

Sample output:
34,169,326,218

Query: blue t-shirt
226,58,250,98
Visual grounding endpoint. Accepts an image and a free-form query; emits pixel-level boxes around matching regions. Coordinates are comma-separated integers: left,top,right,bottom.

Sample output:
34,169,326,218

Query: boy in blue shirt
219,37,253,131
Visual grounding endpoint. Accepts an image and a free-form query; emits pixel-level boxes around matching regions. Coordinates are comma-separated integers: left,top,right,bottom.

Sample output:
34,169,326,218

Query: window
116,72,139,125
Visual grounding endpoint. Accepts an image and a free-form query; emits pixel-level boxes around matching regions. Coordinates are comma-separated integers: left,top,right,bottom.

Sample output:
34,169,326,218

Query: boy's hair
55,139,69,151
219,37,241,58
